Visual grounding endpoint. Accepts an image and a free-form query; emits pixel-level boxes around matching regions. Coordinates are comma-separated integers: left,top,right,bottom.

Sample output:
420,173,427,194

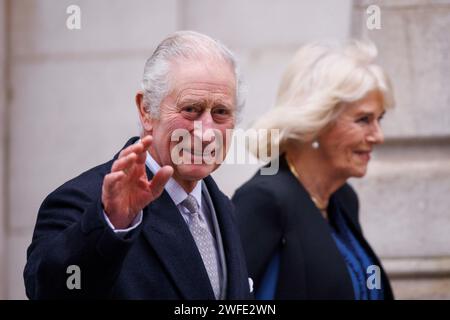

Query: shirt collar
145,151,202,208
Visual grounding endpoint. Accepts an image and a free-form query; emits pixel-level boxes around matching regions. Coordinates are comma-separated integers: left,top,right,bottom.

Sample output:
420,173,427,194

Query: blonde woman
233,41,394,300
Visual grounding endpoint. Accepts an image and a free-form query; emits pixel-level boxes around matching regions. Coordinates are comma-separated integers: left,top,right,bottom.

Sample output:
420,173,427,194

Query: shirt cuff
103,210,143,235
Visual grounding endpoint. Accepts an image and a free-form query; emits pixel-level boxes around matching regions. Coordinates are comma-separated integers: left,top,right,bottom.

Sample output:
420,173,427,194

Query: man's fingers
149,166,174,198
118,136,153,159
136,148,148,165
140,135,153,152
111,153,138,173
103,171,126,191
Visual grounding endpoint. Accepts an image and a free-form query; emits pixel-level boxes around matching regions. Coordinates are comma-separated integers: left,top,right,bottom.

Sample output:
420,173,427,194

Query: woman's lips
354,151,371,162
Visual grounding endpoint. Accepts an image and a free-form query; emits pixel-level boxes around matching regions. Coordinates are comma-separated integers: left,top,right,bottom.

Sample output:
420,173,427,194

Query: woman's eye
357,116,370,124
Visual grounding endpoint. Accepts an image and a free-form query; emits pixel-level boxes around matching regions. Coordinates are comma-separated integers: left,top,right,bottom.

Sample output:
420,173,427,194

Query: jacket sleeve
24,177,141,299
232,183,284,290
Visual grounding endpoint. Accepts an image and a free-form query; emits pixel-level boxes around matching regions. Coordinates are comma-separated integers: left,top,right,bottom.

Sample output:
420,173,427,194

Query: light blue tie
181,195,221,299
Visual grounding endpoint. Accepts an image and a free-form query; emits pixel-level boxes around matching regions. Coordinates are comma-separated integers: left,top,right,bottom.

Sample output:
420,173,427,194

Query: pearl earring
312,141,320,149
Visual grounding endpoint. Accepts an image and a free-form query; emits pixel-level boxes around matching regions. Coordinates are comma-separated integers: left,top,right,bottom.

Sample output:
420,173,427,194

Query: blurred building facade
0,0,449,299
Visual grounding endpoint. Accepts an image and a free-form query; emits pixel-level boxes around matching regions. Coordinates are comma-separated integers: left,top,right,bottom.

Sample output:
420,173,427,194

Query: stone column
0,0,7,300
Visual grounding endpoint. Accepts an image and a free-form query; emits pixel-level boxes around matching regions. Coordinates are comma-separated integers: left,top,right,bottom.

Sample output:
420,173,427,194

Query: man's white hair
141,30,245,121
251,40,395,158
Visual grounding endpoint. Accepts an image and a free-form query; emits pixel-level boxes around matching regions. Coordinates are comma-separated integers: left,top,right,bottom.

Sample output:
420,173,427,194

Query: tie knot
181,194,199,214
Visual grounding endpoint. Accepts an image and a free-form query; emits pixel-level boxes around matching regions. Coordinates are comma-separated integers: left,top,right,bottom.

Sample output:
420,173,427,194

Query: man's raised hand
102,136,173,229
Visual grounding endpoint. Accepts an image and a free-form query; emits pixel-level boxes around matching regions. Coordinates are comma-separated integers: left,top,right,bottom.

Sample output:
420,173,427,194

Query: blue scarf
328,200,384,300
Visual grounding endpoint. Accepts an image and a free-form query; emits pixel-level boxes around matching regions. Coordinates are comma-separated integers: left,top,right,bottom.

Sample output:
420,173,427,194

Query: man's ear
135,91,153,132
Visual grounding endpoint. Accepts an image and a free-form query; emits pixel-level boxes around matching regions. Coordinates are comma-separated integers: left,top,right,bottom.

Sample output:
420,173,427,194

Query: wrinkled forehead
167,56,236,98
171,55,234,80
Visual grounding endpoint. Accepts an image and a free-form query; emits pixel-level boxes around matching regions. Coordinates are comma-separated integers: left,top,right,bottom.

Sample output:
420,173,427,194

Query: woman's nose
367,121,384,144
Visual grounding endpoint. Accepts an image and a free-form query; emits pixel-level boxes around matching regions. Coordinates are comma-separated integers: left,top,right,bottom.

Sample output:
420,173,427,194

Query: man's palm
102,136,173,229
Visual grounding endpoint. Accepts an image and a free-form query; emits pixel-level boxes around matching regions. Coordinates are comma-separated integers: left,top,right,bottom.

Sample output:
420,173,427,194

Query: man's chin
175,163,218,181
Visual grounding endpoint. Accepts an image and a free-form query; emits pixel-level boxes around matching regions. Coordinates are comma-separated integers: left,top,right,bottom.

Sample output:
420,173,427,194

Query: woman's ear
135,91,152,132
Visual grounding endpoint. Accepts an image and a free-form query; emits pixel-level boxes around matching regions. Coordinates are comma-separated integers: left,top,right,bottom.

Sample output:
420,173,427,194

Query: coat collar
142,180,216,299
141,169,245,299
202,175,245,299
278,155,356,298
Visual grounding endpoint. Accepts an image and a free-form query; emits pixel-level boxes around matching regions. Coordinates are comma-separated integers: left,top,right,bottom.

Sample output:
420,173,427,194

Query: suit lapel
141,167,215,300
203,176,243,299
201,181,228,299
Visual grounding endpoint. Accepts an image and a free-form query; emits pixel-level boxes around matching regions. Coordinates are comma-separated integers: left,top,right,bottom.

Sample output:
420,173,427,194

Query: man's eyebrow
176,97,206,105
177,96,233,106
212,97,233,104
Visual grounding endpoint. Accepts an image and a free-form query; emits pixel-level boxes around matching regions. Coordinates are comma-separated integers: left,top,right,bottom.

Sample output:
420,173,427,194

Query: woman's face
319,91,386,179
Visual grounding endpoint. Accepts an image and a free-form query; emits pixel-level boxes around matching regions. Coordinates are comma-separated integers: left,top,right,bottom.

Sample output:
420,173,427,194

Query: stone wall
0,0,7,301
1,0,448,299
5,0,179,299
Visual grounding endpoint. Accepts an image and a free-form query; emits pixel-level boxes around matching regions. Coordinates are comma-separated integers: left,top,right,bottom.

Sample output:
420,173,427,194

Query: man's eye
212,107,231,116
213,109,227,115
183,105,200,113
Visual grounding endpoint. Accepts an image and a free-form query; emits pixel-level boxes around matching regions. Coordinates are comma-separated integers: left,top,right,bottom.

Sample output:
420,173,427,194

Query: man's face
148,57,237,190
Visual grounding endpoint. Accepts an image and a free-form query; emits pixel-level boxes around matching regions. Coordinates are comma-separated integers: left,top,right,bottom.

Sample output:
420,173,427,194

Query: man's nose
198,112,216,143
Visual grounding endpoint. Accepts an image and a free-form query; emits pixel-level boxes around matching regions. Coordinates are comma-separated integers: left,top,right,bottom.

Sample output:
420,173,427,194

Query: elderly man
24,31,251,299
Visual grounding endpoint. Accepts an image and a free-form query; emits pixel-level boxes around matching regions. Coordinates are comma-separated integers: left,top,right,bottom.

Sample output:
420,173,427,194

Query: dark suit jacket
232,155,393,300
24,137,251,299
